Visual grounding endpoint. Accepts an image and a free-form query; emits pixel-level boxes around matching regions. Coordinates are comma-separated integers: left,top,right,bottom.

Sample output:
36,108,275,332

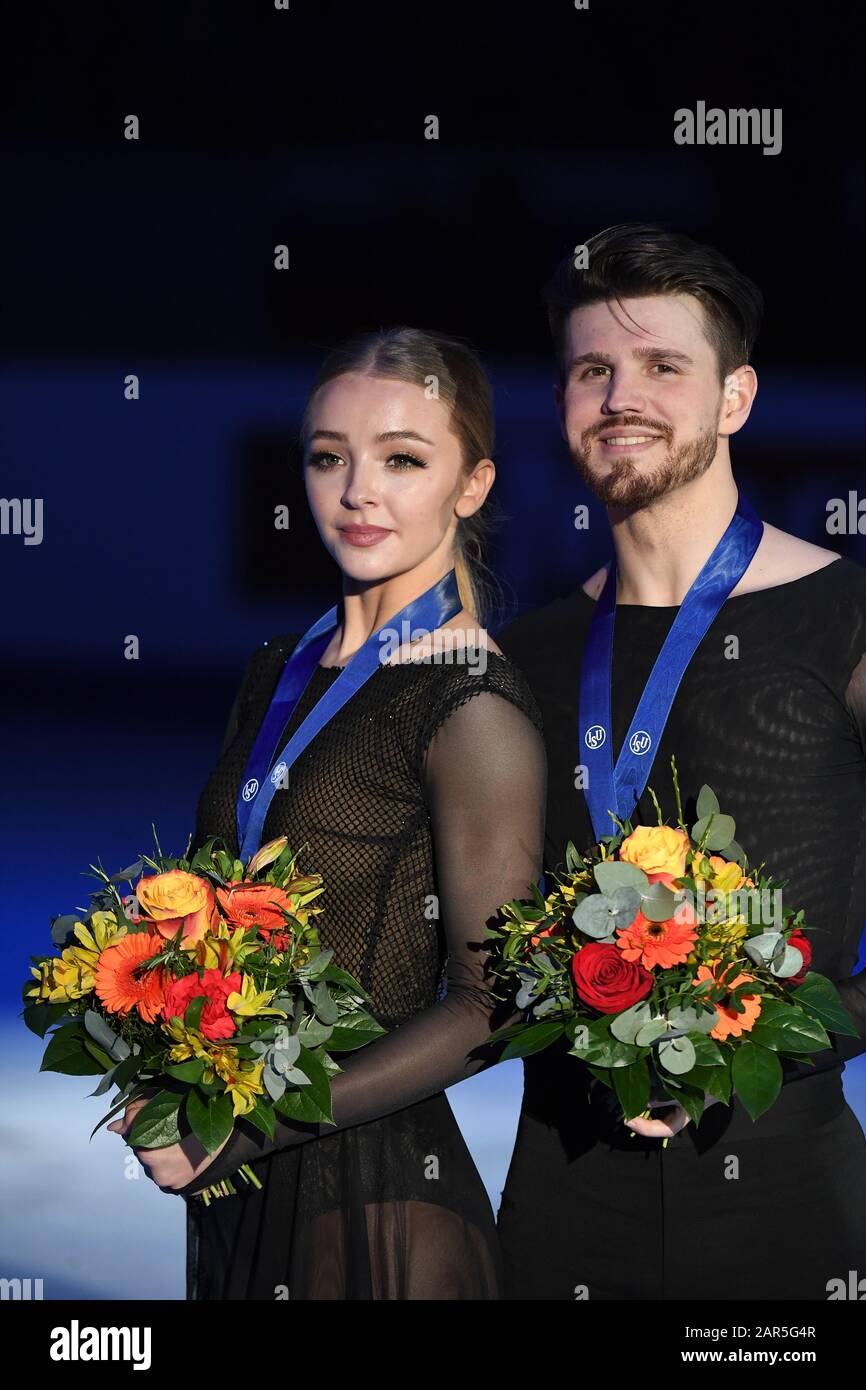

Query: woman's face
303,371,490,585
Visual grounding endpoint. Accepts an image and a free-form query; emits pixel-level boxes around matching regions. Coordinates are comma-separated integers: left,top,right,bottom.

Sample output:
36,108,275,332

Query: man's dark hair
543,222,764,386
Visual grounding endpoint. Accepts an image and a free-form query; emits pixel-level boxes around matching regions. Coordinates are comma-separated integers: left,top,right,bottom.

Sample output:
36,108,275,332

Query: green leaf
185,1088,234,1155
612,1059,650,1118
184,993,206,1032
793,977,859,1036
634,1018,670,1047
571,1034,640,1068
127,1090,184,1148
657,1035,696,1075
500,1020,565,1060
640,881,680,922
610,1000,653,1044
241,1094,276,1140
291,1045,335,1124
594,861,648,895
84,1009,130,1061
685,1031,724,1067
22,1000,71,1038
748,1004,830,1053
164,1058,206,1083
696,784,720,820
731,1041,783,1121
692,812,736,851
40,1023,105,1076
688,1063,732,1104
327,1011,388,1051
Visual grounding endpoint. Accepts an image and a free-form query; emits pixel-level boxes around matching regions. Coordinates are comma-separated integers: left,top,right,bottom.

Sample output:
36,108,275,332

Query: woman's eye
307,451,343,469
387,452,428,470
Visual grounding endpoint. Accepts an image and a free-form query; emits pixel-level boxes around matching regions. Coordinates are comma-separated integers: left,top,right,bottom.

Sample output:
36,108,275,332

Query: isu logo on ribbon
270,761,288,788
241,778,259,802
629,730,652,756
584,724,606,750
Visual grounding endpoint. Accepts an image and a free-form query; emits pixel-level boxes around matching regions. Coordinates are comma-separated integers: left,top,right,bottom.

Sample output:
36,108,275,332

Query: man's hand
108,1093,232,1191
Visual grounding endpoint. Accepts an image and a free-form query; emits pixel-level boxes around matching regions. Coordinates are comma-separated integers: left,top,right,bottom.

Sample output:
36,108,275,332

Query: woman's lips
338,526,393,547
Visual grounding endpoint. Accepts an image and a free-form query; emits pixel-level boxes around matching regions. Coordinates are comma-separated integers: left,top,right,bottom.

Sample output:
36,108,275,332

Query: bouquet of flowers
487,758,858,1131
22,831,385,1202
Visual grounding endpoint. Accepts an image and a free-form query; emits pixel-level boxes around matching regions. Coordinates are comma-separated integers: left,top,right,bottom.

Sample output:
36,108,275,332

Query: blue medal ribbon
236,568,463,859
578,491,764,843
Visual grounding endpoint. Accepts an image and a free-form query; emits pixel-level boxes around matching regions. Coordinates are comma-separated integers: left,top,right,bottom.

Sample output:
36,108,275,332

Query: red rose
786,930,812,988
162,968,242,1041
571,942,653,1014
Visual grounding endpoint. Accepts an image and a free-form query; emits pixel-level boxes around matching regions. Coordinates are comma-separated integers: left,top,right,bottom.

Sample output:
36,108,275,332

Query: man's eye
387,452,428,469
582,366,609,379
651,363,678,374
307,451,343,469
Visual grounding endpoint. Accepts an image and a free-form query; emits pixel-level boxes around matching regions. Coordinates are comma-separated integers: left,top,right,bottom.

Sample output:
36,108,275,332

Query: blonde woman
110,327,546,1300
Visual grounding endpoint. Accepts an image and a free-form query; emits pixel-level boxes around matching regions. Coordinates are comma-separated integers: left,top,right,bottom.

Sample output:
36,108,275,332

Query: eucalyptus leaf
657,1035,696,1075
743,932,786,967
572,886,641,938
639,882,680,922
84,1010,130,1062
696,784,721,819
634,1018,670,1047
610,1000,653,1044
692,812,736,851
768,944,804,978
594,860,649,895
263,1066,287,1100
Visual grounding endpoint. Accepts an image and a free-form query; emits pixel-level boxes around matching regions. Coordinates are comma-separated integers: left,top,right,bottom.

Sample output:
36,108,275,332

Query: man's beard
572,416,720,509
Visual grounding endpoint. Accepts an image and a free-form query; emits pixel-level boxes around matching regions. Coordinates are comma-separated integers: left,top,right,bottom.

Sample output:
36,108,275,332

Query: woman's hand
624,1092,721,1140
107,1093,232,1191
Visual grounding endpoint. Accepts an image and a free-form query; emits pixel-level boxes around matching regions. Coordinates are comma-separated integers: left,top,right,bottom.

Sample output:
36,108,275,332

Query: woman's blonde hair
300,326,505,626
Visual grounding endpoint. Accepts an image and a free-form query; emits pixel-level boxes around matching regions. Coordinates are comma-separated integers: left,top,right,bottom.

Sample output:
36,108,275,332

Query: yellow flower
27,911,127,1002
696,917,749,962
619,825,690,877
226,973,288,1019
224,1059,265,1117
163,1017,213,1063
706,855,754,891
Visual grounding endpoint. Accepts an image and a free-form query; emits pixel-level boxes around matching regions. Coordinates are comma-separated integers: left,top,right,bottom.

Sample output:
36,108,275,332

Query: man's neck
608,464,740,607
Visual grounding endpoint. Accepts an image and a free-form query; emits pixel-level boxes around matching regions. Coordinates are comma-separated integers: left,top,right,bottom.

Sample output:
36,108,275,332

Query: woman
109,326,547,1299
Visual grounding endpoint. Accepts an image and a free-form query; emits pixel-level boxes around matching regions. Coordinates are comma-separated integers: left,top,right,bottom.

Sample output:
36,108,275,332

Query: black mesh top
496,553,866,1094
176,636,546,1196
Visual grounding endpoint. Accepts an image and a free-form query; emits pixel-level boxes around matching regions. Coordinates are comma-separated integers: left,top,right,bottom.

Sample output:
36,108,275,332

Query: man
495,223,866,1300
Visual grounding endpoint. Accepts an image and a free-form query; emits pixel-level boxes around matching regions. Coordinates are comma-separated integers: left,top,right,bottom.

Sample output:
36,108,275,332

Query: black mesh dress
495,553,866,1300
175,633,545,1300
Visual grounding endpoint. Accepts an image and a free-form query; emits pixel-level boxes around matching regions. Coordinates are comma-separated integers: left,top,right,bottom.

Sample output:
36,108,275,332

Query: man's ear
719,365,758,439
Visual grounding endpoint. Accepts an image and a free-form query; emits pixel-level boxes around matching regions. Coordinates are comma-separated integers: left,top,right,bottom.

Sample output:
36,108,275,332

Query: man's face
555,293,727,508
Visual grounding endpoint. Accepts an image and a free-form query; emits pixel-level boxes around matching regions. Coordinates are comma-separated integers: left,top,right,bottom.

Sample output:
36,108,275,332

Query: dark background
2,0,865,1297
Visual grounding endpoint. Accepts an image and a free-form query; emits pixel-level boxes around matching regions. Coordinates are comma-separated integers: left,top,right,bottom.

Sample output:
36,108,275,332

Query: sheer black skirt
185,1091,501,1300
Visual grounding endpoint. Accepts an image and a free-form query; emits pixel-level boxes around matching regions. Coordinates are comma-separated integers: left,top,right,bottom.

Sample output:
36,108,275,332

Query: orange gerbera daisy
695,962,762,1040
95,930,167,1024
616,905,698,970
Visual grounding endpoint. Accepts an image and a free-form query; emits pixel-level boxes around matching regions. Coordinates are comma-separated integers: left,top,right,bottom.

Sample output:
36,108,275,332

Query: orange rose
619,825,690,877
215,882,296,939
135,869,218,946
